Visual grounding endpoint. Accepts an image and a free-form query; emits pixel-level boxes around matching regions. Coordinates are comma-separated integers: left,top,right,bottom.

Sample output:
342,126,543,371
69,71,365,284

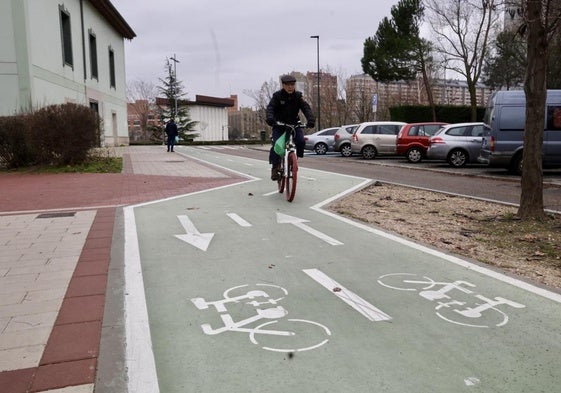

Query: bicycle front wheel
285,152,298,202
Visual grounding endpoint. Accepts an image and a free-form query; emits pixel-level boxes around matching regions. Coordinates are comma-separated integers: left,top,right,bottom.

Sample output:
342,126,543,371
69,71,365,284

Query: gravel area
329,182,561,291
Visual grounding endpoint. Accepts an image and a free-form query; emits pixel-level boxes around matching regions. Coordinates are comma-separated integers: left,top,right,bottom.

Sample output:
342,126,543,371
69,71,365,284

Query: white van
478,90,561,174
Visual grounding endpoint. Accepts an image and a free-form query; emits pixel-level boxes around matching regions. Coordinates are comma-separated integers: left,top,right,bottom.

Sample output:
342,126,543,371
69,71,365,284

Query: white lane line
227,212,252,227
303,268,392,322
124,206,160,393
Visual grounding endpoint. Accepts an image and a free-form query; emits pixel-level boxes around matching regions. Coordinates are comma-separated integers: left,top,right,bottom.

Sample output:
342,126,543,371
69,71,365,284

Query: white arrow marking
174,215,214,251
227,213,252,227
276,213,343,246
304,268,392,322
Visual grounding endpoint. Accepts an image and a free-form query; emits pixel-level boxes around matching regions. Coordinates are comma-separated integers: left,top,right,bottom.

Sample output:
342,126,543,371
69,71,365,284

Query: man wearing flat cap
266,74,315,180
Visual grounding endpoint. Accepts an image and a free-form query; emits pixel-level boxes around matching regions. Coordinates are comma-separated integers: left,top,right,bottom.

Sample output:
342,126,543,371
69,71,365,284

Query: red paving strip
0,368,36,393
0,172,244,213
0,208,113,392
30,359,97,393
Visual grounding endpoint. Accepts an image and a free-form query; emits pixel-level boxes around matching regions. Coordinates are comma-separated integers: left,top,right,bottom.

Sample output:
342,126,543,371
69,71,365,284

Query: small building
155,95,235,141
0,0,135,146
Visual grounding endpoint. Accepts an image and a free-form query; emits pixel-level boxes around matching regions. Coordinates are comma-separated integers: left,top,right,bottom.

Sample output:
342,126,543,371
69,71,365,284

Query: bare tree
126,79,157,141
426,0,499,121
518,0,561,219
243,78,279,126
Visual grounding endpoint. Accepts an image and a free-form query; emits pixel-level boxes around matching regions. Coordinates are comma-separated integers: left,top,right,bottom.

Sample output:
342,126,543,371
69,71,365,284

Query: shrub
0,115,33,168
28,103,100,166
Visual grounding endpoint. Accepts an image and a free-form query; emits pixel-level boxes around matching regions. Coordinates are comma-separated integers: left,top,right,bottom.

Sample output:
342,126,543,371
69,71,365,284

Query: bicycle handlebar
276,121,310,129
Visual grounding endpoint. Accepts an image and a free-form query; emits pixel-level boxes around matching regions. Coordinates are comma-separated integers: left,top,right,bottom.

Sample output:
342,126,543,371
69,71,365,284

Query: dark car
396,122,448,163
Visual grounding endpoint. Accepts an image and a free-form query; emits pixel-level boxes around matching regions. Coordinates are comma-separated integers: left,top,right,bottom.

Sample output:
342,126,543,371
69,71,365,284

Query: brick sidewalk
0,146,246,392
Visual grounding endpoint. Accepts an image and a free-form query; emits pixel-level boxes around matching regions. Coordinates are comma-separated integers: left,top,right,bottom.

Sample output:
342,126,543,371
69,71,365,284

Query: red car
396,122,448,163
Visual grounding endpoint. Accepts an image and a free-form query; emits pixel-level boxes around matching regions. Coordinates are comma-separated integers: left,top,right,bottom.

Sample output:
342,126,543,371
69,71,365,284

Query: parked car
350,121,407,159
396,122,448,163
333,124,360,157
304,127,339,154
478,89,561,175
427,122,485,167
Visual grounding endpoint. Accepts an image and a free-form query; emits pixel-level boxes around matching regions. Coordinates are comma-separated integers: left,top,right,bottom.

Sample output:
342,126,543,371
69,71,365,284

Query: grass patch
1,148,122,174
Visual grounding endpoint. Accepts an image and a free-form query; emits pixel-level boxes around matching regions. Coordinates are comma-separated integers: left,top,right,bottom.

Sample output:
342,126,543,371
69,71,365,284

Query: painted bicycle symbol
377,273,525,328
191,283,331,352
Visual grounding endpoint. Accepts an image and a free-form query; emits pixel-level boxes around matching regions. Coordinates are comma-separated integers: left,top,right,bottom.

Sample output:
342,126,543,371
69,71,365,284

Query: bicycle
274,122,305,202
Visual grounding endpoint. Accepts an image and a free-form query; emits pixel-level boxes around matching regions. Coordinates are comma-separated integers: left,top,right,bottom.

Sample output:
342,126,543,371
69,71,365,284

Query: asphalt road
123,146,561,393
232,146,561,213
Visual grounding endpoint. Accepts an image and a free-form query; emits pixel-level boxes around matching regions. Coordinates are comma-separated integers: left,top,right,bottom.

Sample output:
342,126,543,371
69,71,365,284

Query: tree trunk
468,82,478,122
519,0,547,219
420,66,436,121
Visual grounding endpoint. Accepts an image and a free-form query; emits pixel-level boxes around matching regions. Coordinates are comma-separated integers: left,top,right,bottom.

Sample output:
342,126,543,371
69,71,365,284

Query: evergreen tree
361,0,437,120
150,57,198,143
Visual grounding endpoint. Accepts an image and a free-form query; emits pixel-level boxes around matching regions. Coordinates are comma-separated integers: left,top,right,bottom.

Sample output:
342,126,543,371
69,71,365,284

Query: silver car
350,121,407,159
427,122,485,167
304,127,339,155
333,124,360,157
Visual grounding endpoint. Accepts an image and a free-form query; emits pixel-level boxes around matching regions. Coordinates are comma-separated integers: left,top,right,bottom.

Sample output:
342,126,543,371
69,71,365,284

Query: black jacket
266,90,315,127
165,121,178,137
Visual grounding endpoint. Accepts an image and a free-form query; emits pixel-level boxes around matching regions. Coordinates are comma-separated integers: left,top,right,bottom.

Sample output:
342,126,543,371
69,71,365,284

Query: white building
156,95,235,141
0,0,135,146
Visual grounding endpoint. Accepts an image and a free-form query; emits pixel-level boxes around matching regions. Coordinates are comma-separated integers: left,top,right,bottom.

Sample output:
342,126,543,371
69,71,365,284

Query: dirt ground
328,182,561,291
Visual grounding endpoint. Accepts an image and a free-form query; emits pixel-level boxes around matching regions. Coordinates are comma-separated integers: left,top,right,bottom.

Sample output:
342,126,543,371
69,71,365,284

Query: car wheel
447,149,468,167
362,145,377,159
509,152,523,175
340,144,352,157
314,143,328,155
406,147,423,163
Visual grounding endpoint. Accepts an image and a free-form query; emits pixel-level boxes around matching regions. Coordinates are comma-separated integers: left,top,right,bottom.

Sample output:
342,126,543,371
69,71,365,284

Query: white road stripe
227,212,252,227
303,268,392,322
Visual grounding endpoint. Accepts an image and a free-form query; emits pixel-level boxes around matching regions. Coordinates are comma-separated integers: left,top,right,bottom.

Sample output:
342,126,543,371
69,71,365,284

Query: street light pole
310,35,320,132
170,54,180,117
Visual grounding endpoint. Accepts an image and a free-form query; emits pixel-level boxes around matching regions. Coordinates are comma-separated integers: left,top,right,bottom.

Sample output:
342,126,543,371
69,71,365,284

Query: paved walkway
0,146,245,393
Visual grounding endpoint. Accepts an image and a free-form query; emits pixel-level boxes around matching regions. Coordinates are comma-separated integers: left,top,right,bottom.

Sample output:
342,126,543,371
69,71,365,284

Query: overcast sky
111,0,399,107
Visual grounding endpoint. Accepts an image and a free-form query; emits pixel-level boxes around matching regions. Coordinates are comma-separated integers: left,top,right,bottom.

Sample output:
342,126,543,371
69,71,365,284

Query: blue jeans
269,126,305,166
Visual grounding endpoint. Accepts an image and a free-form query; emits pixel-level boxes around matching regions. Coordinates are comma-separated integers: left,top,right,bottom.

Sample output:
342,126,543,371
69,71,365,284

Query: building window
59,6,73,67
109,47,116,88
89,30,98,79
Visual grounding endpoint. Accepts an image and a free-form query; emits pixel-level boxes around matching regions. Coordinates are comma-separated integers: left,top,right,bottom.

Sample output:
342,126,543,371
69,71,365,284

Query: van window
547,106,561,130
499,106,525,131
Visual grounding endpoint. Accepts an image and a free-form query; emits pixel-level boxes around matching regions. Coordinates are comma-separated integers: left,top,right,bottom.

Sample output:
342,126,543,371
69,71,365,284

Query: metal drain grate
36,212,76,219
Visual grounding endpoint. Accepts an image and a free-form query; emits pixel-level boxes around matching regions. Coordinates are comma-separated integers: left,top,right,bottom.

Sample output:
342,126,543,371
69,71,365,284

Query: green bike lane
124,146,561,393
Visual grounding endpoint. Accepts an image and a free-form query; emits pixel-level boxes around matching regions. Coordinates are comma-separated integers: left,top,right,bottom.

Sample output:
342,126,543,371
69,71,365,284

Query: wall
0,0,132,146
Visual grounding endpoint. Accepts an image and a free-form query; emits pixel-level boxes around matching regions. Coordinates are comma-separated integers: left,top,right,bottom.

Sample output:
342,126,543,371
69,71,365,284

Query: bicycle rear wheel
285,152,298,202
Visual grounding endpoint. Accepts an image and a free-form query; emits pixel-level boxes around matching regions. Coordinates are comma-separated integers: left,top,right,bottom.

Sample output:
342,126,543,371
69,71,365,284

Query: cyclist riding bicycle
266,74,315,181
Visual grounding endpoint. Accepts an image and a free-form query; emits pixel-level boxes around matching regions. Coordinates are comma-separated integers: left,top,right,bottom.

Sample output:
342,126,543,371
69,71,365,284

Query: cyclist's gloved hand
306,122,315,129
